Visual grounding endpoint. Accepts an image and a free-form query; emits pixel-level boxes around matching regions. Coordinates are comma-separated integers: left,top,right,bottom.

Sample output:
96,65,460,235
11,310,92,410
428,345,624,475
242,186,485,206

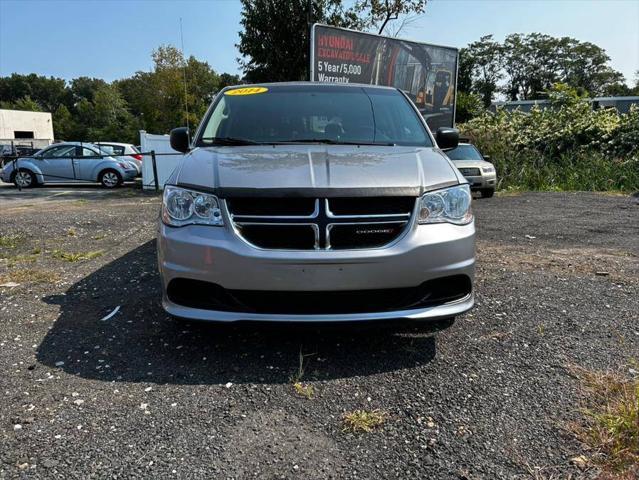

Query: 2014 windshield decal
225,87,268,96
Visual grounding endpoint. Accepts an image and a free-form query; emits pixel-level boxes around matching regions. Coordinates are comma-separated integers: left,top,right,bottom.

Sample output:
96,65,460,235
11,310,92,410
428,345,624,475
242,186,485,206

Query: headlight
483,166,495,173
418,184,472,225
162,185,223,227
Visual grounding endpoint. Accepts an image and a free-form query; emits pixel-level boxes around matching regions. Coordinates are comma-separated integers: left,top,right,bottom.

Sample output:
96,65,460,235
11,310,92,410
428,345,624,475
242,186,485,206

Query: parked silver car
158,83,475,323
0,142,138,188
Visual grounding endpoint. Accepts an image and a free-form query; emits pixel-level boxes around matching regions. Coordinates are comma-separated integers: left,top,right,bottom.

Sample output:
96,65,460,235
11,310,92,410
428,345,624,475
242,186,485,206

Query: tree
237,0,430,82
455,91,484,123
116,45,222,134
0,73,70,112
70,77,108,103
353,0,428,34
52,105,75,140
0,96,43,112
87,85,138,143
464,35,502,106
237,0,365,82
115,71,158,132
2,47,240,141
218,73,242,89
554,37,624,97
457,48,473,94
461,33,628,103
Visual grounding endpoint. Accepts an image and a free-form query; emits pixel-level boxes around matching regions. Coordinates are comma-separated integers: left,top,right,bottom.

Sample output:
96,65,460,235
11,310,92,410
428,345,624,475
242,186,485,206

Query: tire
12,169,37,189
480,188,495,198
99,169,122,188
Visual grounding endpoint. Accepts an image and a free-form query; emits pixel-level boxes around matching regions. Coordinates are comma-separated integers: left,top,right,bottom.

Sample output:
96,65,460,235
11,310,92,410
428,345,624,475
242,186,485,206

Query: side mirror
170,127,190,153
435,127,459,150
483,154,491,161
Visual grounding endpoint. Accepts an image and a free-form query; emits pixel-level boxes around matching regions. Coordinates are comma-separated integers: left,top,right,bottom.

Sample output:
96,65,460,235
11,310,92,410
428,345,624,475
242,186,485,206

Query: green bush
458,85,639,192
455,91,485,123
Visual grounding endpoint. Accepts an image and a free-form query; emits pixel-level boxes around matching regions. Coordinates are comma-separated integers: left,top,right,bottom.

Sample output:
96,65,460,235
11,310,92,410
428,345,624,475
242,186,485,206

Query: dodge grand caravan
158,83,475,323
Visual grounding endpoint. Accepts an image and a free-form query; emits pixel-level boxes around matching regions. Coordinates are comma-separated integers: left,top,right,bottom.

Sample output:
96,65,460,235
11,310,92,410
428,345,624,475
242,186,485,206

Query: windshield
446,144,483,161
197,85,433,147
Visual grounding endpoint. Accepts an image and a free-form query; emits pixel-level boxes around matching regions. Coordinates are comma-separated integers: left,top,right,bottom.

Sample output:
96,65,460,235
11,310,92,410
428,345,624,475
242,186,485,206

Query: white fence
139,130,184,190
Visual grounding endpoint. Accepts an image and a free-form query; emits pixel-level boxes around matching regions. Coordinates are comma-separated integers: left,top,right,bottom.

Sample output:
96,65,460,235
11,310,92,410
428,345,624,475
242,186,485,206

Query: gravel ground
0,190,637,479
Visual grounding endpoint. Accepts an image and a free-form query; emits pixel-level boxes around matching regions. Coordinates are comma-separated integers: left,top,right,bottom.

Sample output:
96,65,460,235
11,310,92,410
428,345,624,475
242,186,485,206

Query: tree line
455,33,638,121
1,0,637,142
0,46,239,144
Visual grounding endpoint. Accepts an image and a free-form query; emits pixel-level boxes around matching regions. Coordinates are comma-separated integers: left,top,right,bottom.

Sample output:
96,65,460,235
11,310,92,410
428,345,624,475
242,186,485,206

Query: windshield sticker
225,87,268,96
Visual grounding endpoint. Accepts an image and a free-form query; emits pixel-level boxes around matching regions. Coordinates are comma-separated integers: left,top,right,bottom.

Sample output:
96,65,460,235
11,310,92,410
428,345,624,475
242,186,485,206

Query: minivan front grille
226,197,415,250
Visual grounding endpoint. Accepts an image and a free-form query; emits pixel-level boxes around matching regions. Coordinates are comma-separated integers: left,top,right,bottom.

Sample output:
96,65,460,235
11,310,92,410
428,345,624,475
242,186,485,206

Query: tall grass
490,151,639,192
459,85,639,192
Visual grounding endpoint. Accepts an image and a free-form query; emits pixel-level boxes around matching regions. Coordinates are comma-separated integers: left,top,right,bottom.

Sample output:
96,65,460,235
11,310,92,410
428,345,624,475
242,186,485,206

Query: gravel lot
1,189,637,479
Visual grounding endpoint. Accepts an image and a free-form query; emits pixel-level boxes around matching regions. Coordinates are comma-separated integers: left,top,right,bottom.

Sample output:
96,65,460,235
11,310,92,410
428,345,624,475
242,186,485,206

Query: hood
451,159,493,169
175,145,461,197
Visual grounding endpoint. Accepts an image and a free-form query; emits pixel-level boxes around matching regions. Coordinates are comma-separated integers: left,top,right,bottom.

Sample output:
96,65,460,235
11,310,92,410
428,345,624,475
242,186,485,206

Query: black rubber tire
480,188,495,198
98,169,122,188
12,169,37,189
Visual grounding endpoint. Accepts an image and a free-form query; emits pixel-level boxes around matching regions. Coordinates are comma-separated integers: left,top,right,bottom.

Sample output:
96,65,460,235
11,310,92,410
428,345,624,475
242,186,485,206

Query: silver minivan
158,83,475,324
0,142,138,188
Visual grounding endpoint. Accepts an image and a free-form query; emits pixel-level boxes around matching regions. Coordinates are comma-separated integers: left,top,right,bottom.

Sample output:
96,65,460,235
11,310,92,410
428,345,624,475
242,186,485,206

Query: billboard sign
310,24,459,129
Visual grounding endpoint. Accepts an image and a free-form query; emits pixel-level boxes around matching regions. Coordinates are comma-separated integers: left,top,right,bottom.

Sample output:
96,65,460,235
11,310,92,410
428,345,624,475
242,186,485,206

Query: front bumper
157,214,475,322
122,168,138,180
464,173,496,190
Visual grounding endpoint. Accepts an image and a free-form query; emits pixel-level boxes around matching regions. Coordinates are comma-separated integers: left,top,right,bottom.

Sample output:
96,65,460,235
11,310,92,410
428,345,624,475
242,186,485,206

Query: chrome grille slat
227,197,415,250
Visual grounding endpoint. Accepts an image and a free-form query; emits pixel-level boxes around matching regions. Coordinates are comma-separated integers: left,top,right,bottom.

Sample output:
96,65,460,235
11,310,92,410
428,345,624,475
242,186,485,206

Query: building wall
0,109,54,141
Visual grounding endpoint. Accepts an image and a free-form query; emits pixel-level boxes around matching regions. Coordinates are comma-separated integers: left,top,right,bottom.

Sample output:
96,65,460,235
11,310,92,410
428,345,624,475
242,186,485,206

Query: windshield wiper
276,138,396,146
201,136,262,146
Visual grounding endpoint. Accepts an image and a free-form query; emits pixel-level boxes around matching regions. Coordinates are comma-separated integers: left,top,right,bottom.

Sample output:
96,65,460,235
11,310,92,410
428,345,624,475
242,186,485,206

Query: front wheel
99,169,122,188
13,169,37,188
480,188,495,198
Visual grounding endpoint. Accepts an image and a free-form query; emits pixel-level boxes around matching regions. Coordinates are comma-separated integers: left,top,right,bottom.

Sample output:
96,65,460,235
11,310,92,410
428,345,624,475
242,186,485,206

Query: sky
1,0,638,85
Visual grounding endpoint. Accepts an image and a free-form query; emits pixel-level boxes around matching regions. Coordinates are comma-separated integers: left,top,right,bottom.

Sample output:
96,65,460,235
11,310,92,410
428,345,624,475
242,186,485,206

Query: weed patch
570,365,639,475
52,250,104,262
290,347,316,399
343,409,387,433
293,382,314,399
0,235,24,249
3,253,39,266
0,269,60,285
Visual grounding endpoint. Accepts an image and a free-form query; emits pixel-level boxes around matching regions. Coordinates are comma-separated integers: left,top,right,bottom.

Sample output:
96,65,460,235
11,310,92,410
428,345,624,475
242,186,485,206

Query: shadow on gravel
37,240,440,384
